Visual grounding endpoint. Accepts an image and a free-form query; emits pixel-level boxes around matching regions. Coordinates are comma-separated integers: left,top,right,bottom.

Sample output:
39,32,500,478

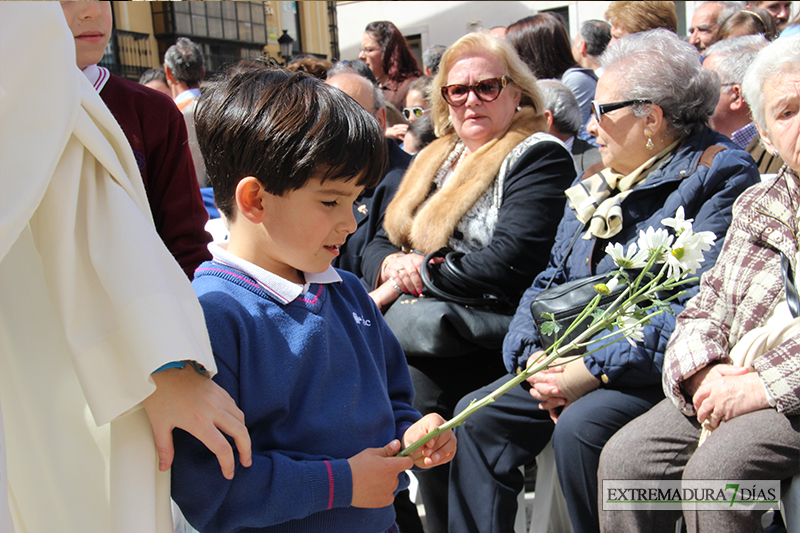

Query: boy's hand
348,440,414,508
402,414,457,469
143,365,252,480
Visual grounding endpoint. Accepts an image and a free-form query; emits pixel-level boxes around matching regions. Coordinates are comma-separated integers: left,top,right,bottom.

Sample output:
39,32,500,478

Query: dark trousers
407,352,508,533
598,398,800,533
448,375,664,533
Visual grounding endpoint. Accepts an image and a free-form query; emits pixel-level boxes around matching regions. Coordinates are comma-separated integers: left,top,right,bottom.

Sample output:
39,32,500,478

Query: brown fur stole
383,107,543,253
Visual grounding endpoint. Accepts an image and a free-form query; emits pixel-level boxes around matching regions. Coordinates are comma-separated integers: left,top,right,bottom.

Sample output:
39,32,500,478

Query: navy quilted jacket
503,127,761,388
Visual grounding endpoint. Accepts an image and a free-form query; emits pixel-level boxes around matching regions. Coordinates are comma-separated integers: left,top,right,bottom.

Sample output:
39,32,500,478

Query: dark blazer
362,138,577,304
333,140,412,282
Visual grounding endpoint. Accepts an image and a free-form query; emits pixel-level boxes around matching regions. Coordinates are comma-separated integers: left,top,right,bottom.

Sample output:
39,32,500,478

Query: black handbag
530,272,627,350
383,248,514,358
529,222,627,350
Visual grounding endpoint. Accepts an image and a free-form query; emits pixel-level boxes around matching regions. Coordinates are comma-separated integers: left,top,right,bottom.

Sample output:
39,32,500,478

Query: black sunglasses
591,99,652,123
441,76,509,107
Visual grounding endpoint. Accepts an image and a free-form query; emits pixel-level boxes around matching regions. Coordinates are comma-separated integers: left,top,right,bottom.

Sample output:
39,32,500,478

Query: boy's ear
235,177,266,223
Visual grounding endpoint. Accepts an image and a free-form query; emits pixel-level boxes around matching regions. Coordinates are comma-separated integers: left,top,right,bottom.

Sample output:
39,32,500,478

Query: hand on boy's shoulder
348,440,413,508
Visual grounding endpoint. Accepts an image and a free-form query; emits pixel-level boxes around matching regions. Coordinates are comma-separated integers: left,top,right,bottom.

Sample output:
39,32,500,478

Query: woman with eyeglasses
448,29,761,533
358,20,423,112
361,30,577,532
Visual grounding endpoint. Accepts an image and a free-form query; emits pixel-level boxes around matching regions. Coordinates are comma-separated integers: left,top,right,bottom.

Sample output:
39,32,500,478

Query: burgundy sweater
100,74,211,278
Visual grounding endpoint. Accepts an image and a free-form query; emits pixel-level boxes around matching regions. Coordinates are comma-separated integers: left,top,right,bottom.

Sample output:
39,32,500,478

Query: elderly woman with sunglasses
448,29,761,533
361,30,576,532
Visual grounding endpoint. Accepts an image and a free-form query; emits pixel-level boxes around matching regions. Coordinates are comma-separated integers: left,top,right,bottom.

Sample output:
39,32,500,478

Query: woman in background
507,13,598,127
359,20,423,110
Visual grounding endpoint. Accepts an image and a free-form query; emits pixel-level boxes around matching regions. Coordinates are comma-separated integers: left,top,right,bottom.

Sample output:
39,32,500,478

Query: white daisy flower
637,227,674,263
661,206,694,236
616,306,645,345
605,242,649,270
665,229,716,279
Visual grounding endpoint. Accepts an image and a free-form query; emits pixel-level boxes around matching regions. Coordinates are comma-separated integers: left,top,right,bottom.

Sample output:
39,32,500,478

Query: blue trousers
448,374,664,533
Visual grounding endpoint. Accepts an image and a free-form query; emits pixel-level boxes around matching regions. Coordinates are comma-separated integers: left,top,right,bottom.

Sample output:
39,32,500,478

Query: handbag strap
543,221,587,291
420,248,511,309
781,253,800,319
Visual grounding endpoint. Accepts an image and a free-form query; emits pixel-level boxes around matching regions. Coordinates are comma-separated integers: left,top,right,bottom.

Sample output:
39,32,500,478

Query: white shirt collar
174,88,201,105
207,242,341,304
81,64,110,92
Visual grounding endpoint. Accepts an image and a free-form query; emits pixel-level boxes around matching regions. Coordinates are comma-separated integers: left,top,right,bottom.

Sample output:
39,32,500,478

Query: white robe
0,4,216,531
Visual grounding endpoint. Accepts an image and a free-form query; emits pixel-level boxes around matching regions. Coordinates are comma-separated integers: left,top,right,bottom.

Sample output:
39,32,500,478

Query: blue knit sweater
172,261,420,533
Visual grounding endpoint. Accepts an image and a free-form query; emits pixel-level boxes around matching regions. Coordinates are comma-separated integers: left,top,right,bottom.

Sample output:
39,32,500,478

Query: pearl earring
646,136,654,150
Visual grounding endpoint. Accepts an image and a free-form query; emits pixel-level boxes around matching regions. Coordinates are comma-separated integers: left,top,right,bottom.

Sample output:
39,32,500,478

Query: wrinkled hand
693,365,769,429
143,365,252,480
402,413,457,469
349,440,414,508
526,353,570,423
385,123,408,142
383,253,427,296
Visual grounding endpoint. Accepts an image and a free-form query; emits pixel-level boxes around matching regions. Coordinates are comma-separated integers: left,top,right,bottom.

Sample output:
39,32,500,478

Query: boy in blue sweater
171,67,456,533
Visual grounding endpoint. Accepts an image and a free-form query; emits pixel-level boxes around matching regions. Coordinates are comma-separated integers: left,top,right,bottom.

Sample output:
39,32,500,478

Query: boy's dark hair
196,68,388,220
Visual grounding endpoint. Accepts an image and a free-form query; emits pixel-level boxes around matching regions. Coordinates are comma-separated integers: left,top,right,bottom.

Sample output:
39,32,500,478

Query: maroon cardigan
100,74,211,278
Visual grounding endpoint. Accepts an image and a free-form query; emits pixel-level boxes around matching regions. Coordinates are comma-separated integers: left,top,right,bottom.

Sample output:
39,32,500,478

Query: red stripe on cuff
324,460,334,509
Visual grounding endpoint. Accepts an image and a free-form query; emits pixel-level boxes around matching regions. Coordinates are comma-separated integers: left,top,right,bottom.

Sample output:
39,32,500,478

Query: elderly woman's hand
526,354,570,422
692,365,771,429
381,252,426,296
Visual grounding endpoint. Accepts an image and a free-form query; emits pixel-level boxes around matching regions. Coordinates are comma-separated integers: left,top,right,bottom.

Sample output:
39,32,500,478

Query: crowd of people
1,1,799,533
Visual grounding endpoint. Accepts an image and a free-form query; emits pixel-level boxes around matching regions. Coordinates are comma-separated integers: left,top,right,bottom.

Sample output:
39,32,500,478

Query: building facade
104,1,336,80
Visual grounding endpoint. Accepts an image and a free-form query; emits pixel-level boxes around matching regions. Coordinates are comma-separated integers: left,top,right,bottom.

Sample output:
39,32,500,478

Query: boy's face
256,175,362,282
60,1,113,70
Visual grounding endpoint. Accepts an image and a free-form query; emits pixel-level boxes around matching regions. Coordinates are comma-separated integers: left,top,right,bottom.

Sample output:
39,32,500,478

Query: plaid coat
664,166,800,416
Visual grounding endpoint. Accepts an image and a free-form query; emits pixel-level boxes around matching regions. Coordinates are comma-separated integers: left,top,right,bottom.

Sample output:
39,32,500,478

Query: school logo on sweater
352,312,372,327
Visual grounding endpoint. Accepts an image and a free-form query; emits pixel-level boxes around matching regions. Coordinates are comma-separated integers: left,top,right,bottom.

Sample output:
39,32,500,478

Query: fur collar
384,107,543,253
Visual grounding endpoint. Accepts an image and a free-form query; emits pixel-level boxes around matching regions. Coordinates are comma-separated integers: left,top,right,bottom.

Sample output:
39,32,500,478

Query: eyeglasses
441,76,509,107
403,106,430,120
591,99,652,123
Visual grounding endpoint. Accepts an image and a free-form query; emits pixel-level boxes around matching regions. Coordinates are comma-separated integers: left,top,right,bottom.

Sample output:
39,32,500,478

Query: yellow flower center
594,283,610,295
672,247,685,261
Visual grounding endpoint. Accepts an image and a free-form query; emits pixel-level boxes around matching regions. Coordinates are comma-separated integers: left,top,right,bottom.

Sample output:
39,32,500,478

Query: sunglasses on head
441,76,509,107
402,106,429,120
590,99,652,123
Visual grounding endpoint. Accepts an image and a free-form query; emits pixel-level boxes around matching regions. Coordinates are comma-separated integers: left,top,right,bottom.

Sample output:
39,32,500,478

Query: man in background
422,44,447,76
688,1,740,53
538,79,602,175
165,37,208,188
747,0,793,31
703,34,784,174
571,19,611,76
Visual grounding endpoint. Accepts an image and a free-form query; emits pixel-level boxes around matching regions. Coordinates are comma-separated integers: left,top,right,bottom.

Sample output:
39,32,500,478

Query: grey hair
164,37,205,87
704,34,768,87
742,35,800,130
580,20,611,57
537,79,582,137
422,45,447,75
599,28,719,139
